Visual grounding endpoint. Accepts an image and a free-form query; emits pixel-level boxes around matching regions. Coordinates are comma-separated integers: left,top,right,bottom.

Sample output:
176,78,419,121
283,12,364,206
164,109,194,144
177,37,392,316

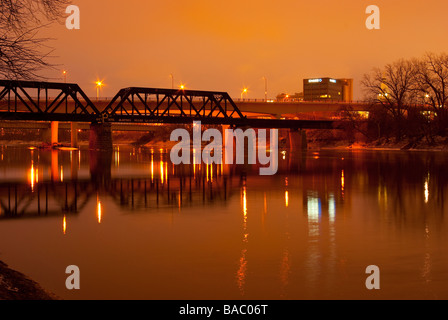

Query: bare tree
362,59,416,118
0,0,70,79
361,59,417,139
413,52,448,133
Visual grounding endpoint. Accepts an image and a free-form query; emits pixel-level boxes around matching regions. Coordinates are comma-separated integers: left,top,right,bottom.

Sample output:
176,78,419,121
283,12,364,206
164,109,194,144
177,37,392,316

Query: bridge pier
89,123,113,151
51,121,59,145
288,129,307,152
41,121,79,147
42,121,59,145
71,122,78,148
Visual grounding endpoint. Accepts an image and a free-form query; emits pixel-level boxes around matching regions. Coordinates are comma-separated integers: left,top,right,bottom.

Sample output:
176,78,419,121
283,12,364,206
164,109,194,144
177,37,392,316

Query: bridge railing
234,98,370,104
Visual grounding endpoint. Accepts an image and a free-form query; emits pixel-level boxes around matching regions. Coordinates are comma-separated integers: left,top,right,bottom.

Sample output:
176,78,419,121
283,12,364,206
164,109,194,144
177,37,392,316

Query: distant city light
330,79,337,83
308,79,322,83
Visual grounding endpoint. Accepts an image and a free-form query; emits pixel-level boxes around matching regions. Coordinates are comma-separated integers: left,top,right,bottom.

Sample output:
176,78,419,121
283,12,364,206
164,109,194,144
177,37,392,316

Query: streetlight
62,70,67,83
179,84,185,90
241,87,248,100
170,74,174,89
262,76,267,102
96,80,104,100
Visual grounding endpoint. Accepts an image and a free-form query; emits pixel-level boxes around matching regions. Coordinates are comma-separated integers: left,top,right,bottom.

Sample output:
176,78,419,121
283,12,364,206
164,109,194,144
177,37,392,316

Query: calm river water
0,145,447,300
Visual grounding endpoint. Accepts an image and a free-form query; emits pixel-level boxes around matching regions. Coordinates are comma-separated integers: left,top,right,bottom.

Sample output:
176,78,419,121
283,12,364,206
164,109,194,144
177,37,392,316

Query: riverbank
308,130,448,151
0,261,58,300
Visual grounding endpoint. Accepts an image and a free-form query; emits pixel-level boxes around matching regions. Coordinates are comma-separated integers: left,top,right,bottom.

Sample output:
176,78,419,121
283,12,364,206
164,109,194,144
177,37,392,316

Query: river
0,145,446,300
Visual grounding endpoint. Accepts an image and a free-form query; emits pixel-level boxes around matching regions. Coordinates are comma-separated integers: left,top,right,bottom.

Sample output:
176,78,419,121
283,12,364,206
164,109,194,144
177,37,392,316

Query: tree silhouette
0,0,69,79
414,52,448,133
362,59,417,139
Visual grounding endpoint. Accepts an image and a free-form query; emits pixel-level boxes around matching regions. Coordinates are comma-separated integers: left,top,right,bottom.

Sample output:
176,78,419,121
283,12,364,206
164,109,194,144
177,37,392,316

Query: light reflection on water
0,146,447,299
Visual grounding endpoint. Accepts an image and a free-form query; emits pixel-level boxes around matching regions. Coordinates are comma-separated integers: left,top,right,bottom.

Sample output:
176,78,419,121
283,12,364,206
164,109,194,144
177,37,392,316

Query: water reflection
97,194,102,224
1,146,448,231
237,178,248,296
62,214,66,235
0,146,447,299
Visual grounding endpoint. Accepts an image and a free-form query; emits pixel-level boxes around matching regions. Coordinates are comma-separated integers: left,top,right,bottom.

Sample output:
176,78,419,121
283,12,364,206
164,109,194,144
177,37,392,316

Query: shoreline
0,260,58,300
2,138,448,152
316,144,448,152
308,137,448,152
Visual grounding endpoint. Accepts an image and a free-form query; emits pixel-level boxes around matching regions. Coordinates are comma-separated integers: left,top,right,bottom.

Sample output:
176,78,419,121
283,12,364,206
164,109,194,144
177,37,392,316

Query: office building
303,78,353,102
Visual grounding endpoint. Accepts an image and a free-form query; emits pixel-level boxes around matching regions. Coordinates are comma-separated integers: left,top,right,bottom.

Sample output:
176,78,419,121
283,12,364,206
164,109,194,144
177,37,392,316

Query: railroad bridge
0,79,342,151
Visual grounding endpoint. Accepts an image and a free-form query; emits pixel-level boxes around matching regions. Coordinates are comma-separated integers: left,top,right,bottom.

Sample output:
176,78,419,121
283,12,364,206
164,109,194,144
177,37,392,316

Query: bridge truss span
101,87,246,124
0,80,100,122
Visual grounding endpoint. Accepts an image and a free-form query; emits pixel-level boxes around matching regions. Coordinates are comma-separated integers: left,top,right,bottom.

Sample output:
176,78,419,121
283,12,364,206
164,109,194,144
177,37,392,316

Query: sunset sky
41,0,448,100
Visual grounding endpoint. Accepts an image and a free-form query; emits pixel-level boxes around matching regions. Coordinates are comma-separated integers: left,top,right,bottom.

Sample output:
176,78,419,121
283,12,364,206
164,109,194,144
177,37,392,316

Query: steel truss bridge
0,80,338,129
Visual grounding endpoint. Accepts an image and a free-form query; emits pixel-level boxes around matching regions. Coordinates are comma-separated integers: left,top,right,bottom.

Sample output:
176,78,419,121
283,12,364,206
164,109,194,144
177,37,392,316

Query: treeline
343,52,448,144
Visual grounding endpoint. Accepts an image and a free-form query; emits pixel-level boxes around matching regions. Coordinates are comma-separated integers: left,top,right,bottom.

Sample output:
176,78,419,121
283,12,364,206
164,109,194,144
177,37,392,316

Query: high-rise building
303,78,353,102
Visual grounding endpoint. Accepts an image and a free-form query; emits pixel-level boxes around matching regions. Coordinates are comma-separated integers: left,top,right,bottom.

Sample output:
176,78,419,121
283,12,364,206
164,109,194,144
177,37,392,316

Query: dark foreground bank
0,261,58,300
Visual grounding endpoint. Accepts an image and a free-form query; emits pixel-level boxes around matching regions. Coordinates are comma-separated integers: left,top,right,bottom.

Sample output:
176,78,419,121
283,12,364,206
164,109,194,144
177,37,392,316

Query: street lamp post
262,76,267,102
62,70,67,83
170,74,174,89
96,80,103,100
241,88,248,100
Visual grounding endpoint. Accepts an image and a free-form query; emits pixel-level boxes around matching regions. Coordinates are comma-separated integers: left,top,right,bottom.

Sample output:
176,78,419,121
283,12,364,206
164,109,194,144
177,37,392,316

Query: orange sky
41,0,448,100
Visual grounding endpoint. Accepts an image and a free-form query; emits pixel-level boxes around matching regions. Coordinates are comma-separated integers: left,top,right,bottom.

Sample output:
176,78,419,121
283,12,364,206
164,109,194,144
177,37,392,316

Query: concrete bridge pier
288,129,307,152
89,122,113,151
51,121,59,145
42,121,59,145
42,121,79,147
